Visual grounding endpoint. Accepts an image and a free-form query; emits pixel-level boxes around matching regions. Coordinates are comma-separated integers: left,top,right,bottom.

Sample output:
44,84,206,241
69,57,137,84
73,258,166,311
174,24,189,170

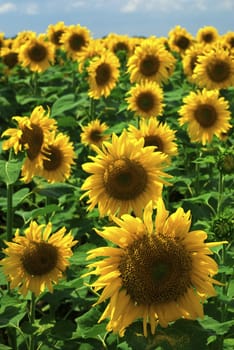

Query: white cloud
119,0,233,13
24,2,39,15
121,0,141,13
0,2,16,14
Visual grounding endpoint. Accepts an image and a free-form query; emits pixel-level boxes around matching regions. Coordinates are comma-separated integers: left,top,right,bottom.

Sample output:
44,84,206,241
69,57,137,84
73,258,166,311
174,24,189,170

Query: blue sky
0,0,233,39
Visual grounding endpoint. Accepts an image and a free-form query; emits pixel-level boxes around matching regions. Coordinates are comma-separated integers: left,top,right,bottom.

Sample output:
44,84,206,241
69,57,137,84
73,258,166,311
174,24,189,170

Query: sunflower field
0,23,233,350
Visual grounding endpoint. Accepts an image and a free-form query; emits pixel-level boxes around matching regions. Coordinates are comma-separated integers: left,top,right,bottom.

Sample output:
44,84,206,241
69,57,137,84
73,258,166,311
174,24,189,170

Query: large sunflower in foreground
81,131,170,217
18,34,55,72
126,81,164,119
34,132,76,184
192,44,234,89
178,89,231,145
84,199,225,337
80,119,110,148
128,117,178,161
87,51,120,99
1,221,77,296
127,39,175,84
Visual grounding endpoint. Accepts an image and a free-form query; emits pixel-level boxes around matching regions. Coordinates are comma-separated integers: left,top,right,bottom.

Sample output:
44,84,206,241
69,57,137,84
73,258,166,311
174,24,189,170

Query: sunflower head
0,47,19,70
178,88,232,145
80,119,110,148
1,105,57,156
84,199,225,336
18,35,55,72
1,221,77,296
34,131,76,183
127,38,175,84
126,81,164,118
128,117,178,160
47,21,66,47
81,131,171,217
87,51,120,99
168,25,194,54
192,44,234,89
196,26,219,45
60,24,91,60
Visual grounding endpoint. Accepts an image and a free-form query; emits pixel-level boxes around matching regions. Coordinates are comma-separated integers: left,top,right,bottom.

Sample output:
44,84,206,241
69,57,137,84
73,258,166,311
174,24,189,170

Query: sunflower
18,34,55,72
1,221,77,296
47,21,66,47
168,25,194,55
33,131,76,184
105,33,134,56
84,199,225,337
128,117,178,161
192,44,234,89
221,31,234,50
81,131,170,217
196,26,219,45
126,81,164,119
60,24,91,60
80,119,110,148
87,51,120,99
76,39,106,72
182,43,207,83
178,89,232,145
0,32,5,49
127,38,176,84
0,46,19,71
1,105,57,156
12,30,36,51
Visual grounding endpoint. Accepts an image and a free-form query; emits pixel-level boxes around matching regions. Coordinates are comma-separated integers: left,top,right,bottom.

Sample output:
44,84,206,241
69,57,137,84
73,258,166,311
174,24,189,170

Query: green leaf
51,320,76,339
0,305,26,328
0,159,23,185
13,187,30,207
50,94,80,117
199,316,234,335
75,307,106,340
34,183,75,198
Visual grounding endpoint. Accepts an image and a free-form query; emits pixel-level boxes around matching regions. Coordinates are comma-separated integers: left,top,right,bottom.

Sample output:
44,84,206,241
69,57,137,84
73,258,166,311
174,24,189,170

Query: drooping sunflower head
196,26,219,45
168,25,194,55
127,38,176,84
178,88,232,145
1,221,77,296
128,117,178,161
84,199,225,336
80,119,110,148
126,81,164,119
1,105,57,156
76,39,106,72
60,24,92,60
192,44,234,89
34,131,76,183
18,34,55,72
87,51,120,99
47,21,67,47
81,131,171,217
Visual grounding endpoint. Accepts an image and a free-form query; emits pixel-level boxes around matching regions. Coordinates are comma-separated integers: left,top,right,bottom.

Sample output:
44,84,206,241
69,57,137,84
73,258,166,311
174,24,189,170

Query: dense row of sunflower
0,23,233,349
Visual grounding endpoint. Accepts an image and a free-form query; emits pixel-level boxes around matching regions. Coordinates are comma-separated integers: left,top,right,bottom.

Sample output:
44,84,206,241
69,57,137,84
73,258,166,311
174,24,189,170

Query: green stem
6,182,13,242
89,98,96,120
217,170,224,217
28,292,36,350
194,146,202,196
